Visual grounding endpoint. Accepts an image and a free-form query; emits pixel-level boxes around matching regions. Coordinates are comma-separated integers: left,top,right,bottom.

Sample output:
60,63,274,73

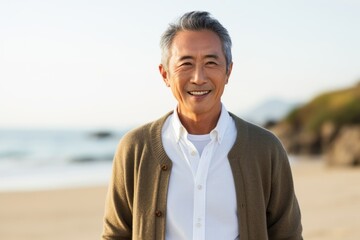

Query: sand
1,156,359,240
0,186,108,240
292,156,360,240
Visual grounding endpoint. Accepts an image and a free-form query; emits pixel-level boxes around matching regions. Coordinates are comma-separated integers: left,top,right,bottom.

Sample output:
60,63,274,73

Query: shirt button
196,222,202,228
191,150,196,156
197,185,203,190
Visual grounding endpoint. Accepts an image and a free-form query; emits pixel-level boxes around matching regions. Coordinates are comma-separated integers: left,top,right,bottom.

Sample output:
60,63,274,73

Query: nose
191,66,207,85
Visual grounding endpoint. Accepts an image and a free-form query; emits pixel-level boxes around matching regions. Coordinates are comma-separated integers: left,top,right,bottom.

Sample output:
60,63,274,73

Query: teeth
189,91,210,96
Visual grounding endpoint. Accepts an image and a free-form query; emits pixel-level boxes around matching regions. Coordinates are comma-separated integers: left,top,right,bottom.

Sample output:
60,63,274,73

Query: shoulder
229,112,283,149
228,112,291,181
117,111,173,151
113,112,173,171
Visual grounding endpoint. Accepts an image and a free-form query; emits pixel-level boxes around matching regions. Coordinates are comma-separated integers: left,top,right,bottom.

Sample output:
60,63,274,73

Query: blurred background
0,0,359,239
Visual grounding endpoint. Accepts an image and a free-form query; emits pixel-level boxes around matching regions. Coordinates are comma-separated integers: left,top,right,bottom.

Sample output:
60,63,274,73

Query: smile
188,90,211,96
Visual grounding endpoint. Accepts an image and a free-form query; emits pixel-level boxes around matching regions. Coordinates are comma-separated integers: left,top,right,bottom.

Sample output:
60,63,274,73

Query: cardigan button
161,164,168,171
155,210,163,217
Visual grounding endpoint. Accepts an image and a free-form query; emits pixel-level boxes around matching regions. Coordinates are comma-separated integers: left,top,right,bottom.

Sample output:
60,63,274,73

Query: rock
263,119,278,129
320,121,337,151
268,122,295,152
269,120,360,167
326,126,360,167
269,123,321,154
296,131,321,154
90,131,113,139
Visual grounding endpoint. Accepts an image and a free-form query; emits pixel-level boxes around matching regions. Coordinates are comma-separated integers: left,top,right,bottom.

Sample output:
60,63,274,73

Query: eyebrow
177,54,219,62
204,54,219,59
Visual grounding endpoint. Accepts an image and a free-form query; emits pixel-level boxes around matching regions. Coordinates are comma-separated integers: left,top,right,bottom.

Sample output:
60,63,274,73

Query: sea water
0,129,125,191
0,128,298,192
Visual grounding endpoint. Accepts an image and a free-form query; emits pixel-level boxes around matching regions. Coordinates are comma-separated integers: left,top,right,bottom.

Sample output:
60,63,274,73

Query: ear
159,64,170,87
225,62,233,84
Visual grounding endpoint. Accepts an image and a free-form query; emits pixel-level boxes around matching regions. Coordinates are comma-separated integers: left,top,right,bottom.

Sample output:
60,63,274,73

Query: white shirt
162,104,239,240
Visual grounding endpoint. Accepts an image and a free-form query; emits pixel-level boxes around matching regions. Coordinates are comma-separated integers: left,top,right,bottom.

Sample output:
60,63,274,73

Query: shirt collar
171,104,231,144
171,107,186,143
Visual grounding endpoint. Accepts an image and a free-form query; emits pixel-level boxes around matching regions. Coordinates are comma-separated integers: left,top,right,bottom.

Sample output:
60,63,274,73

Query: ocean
0,129,126,192
0,128,298,192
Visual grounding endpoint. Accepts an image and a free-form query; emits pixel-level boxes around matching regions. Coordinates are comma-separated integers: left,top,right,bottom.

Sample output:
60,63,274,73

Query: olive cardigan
102,112,302,240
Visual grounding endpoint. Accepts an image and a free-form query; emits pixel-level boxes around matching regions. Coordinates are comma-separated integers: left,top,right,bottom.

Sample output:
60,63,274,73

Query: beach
1,156,359,240
292,157,360,240
0,186,108,240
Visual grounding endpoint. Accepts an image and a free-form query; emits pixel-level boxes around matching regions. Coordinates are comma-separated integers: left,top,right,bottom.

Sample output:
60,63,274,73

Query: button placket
193,139,218,240
177,131,218,240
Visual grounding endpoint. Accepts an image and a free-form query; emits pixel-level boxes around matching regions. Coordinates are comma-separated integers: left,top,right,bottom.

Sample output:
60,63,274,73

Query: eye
180,62,192,66
206,61,218,66
178,62,193,69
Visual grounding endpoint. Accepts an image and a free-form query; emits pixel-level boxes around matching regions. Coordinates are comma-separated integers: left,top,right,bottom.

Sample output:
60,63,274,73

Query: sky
1,0,359,129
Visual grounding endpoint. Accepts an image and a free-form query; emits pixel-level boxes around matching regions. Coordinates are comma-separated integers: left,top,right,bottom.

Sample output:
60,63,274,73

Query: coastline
1,156,360,240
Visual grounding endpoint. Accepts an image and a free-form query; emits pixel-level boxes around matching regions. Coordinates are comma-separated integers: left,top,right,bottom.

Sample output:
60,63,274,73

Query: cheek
169,74,187,90
214,79,227,95
175,70,192,82
169,80,185,98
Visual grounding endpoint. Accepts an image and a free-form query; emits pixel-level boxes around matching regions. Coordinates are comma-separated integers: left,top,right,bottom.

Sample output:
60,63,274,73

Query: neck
177,108,221,135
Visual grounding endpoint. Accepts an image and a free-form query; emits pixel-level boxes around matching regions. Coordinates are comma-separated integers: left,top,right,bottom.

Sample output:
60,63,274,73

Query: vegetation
284,83,360,133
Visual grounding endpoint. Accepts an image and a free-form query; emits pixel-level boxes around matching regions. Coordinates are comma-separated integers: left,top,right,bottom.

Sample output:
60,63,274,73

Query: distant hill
241,98,299,125
269,83,360,167
284,83,360,133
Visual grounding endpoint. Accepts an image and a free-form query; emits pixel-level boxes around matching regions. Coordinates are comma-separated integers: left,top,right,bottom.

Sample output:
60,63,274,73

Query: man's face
160,30,232,119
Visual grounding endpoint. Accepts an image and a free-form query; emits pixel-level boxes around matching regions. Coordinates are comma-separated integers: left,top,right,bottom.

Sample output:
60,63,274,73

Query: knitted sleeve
266,137,303,240
101,131,136,240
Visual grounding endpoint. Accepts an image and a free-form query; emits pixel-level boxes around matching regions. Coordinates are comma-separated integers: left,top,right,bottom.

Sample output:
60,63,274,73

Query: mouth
188,90,211,96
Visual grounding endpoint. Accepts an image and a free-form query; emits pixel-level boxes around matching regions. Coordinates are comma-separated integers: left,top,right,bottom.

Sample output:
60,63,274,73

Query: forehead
170,30,224,59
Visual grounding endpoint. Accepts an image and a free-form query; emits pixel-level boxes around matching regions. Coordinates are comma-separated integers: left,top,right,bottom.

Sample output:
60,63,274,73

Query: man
102,11,302,240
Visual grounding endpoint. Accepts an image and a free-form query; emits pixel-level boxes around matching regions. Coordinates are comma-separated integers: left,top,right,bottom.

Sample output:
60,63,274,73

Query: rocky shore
268,83,360,167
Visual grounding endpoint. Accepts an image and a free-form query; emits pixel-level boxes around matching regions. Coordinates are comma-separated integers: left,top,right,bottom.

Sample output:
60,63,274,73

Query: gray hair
160,11,232,73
